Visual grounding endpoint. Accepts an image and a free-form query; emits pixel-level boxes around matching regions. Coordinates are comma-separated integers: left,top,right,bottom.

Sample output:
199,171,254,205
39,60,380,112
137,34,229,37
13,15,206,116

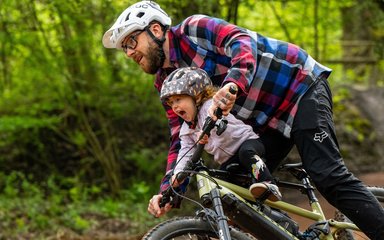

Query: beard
144,42,165,74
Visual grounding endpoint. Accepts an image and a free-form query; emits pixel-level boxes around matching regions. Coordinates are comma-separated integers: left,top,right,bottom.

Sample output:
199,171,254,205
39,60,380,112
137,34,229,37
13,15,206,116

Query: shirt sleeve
154,71,189,195
180,15,258,94
159,102,185,192
174,125,196,176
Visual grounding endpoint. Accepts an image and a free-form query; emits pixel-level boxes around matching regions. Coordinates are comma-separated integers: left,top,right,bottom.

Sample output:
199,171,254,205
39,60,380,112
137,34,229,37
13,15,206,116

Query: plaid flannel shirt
154,15,332,192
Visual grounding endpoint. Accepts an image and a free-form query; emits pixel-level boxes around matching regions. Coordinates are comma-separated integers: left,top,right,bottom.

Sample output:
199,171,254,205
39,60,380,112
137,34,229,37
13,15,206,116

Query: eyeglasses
122,31,143,53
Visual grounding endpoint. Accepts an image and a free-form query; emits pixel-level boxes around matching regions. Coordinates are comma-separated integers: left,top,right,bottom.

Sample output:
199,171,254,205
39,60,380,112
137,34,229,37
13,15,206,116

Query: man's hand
147,194,172,218
208,82,238,120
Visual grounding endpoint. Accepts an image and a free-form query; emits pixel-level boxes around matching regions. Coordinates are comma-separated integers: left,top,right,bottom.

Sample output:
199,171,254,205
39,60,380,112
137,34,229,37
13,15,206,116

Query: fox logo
314,131,328,142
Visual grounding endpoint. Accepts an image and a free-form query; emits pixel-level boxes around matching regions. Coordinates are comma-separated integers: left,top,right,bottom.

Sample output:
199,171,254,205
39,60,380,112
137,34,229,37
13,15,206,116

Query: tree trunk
340,0,378,86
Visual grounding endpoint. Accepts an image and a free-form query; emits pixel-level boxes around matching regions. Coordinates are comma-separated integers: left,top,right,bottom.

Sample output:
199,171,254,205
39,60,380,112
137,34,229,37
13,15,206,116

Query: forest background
0,0,384,239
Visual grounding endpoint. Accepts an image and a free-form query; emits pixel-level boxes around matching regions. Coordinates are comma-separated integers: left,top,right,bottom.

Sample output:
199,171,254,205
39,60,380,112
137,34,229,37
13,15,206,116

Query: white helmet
102,1,171,49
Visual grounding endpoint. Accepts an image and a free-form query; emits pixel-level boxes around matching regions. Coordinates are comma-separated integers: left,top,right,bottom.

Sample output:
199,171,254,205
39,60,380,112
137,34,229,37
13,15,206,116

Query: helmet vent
125,13,130,21
136,12,145,18
178,72,186,78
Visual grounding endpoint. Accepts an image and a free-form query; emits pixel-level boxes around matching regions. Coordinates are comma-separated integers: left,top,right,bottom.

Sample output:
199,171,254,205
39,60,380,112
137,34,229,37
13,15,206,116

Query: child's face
167,95,197,122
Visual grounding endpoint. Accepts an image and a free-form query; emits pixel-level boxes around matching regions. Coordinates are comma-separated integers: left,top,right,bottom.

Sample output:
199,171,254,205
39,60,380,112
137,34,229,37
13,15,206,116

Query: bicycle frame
159,105,364,239
195,167,362,240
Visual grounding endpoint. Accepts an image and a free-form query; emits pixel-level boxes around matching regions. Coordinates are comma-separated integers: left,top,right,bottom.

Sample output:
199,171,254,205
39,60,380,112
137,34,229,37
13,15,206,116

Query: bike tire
142,216,257,240
367,186,384,203
333,186,384,240
333,210,356,240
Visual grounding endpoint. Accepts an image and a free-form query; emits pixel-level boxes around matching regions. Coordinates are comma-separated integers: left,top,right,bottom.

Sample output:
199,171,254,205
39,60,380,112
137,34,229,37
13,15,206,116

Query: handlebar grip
214,108,223,119
159,187,172,208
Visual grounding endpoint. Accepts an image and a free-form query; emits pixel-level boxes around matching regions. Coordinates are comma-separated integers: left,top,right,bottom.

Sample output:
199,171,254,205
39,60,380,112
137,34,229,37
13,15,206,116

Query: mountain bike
142,106,384,240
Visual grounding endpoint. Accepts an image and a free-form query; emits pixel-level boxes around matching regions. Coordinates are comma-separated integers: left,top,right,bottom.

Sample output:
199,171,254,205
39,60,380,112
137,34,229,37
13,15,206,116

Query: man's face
122,30,164,74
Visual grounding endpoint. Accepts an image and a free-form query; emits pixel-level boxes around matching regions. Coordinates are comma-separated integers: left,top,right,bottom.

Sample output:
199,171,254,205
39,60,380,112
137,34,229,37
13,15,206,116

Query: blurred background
0,0,383,238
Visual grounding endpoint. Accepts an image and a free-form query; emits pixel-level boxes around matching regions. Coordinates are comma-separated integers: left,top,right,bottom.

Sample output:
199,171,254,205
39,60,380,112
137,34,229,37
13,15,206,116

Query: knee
306,162,357,194
238,139,265,160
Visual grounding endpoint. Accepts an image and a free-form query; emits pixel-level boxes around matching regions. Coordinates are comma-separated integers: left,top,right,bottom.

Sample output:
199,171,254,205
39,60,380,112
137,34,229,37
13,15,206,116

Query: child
160,67,282,201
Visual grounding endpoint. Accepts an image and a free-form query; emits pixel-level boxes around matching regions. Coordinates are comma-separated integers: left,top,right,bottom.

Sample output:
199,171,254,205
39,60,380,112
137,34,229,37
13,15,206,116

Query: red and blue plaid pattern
154,15,331,192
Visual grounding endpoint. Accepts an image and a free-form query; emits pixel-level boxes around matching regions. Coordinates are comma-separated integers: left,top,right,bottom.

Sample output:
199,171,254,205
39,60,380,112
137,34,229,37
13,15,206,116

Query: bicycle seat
279,162,309,180
279,162,303,170
209,164,252,188
225,163,245,174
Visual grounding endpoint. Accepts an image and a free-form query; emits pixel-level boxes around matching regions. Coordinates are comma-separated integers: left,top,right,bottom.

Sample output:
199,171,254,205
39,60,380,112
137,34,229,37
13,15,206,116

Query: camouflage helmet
160,67,212,102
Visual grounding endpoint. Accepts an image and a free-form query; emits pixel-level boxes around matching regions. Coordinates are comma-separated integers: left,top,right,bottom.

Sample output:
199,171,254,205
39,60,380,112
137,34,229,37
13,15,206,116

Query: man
103,1,384,238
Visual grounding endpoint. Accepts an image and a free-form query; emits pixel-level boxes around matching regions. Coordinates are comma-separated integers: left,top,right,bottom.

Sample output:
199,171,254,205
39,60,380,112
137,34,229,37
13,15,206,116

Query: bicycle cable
167,170,224,237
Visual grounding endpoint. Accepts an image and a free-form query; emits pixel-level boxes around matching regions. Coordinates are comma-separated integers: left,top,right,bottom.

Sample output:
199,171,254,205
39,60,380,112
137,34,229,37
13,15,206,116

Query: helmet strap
145,24,168,68
186,113,199,129
186,101,200,129
144,24,168,47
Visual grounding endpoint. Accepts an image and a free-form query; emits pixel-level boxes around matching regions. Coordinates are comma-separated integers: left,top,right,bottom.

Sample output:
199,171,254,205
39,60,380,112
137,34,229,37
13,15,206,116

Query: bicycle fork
211,188,232,240
197,172,232,240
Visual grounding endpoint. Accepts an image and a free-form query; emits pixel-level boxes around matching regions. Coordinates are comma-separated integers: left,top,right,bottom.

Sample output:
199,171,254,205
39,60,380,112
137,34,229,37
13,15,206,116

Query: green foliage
0,0,384,236
236,0,346,59
0,171,162,238
125,146,167,182
333,87,373,144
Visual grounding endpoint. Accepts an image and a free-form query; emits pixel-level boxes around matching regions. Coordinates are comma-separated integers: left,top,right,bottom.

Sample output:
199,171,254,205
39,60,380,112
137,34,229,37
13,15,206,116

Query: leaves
0,0,383,237
0,0,383,192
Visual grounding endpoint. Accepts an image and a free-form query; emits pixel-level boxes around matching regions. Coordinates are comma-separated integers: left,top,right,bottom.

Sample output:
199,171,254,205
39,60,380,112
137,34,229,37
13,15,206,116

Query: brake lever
159,187,174,208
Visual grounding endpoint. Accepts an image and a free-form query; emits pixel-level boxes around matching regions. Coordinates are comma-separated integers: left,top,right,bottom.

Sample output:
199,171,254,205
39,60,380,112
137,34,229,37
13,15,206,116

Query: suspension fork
197,172,232,240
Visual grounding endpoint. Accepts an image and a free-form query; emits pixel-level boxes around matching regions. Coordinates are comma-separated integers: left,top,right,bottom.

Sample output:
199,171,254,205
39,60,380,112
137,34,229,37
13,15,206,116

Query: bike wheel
368,186,384,203
142,216,257,240
333,186,384,240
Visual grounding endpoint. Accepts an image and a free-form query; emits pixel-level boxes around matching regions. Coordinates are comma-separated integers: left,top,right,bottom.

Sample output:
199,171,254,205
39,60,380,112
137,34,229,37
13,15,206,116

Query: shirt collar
186,115,198,129
154,29,180,92
154,67,177,92
168,29,180,67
